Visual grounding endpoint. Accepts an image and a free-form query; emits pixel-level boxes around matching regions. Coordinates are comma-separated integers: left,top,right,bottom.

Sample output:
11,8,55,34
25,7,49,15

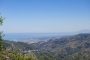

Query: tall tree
0,13,4,51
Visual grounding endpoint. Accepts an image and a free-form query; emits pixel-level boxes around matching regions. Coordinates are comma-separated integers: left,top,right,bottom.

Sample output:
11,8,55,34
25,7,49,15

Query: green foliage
0,13,4,51
3,40,37,52
1,33,90,60
34,34,90,60
0,50,38,60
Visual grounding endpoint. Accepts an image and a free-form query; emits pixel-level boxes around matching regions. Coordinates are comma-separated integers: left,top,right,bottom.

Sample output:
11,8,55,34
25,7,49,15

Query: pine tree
0,13,4,51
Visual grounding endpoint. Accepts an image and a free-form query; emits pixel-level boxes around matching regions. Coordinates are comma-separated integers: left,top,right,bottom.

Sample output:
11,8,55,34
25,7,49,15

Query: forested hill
2,33,90,60
35,33,90,50
33,33,90,60
2,40,37,52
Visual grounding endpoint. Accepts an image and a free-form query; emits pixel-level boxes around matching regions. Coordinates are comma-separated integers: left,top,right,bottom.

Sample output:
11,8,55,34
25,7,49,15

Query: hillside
2,33,90,60
2,40,37,53
33,33,90,60
36,33,90,50
0,41,38,60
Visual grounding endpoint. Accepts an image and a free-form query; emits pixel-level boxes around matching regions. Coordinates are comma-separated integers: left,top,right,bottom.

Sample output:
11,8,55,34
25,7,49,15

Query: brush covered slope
1,33,90,60
34,33,90,60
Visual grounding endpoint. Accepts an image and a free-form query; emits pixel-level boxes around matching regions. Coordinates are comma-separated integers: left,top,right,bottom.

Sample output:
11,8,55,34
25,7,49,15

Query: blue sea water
3,33,64,41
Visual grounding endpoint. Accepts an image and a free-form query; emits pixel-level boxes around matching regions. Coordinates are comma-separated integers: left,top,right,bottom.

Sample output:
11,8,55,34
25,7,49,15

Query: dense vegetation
1,33,90,60
0,13,4,51
0,41,38,60
33,33,90,60
3,40,37,52
0,50,37,60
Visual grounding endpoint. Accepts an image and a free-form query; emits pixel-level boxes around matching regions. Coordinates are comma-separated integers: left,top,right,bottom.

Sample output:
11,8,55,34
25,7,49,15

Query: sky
0,0,90,33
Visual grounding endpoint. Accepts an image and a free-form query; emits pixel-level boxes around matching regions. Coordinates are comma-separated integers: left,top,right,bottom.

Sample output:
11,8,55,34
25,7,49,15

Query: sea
3,33,67,41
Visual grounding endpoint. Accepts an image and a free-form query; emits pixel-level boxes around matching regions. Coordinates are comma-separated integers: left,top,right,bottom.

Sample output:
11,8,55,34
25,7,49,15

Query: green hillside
1,33,90,60
34,33,90,60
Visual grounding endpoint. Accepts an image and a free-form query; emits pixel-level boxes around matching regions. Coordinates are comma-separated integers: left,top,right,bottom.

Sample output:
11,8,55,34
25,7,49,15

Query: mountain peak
78,29,90,33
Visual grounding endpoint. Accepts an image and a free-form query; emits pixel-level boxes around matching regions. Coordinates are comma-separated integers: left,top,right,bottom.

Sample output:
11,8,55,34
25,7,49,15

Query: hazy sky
0,0,90,33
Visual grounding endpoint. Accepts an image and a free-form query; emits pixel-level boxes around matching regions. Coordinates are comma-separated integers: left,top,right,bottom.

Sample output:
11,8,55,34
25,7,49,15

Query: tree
0,13,4,51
